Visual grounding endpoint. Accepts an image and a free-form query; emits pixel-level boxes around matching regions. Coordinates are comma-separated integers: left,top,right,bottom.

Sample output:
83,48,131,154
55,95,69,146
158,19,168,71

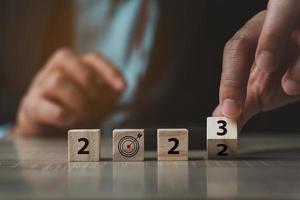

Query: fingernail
222,98,241,118
114,79,126,91
256,50,276,73
283,78,300,95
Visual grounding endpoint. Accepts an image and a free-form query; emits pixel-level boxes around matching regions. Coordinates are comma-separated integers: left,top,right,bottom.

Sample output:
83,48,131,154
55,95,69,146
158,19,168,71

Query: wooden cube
113,129,144,161
68,129,101,162
157,129,188,161
207,117,238,159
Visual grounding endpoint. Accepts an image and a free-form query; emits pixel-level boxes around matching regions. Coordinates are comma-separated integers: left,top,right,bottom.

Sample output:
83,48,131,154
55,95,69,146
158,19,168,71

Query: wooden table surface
1,132,300,199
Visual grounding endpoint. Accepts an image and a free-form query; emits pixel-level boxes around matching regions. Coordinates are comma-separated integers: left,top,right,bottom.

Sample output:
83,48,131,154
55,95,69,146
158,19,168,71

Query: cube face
113,129,144,161
207,139,237,159
207,117,237,139
207,117,238,159
68,129,100,162
157,129,188,161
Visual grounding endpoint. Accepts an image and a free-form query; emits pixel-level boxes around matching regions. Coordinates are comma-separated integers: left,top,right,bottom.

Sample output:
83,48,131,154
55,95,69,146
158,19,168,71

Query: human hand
213,0,300,128
14,48,126,136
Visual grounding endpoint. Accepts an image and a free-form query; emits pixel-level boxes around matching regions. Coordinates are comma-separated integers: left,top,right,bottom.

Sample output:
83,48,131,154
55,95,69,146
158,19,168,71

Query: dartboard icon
118,133,142,157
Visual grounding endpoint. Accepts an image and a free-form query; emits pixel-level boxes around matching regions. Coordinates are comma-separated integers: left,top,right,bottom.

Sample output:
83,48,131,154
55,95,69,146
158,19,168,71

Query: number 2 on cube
77,138,89,154
216,120,228,156
207,117,238,159
168,138,180,154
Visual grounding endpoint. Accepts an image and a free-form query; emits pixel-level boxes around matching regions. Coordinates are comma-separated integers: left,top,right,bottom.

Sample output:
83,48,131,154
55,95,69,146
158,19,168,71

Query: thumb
212,104,223,117
255,0,300,73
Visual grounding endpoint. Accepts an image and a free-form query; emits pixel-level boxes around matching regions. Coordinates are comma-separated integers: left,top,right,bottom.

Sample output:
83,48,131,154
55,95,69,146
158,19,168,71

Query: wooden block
113,129,144,161
157,129,188,161
207,117,237,159
68,129,100,162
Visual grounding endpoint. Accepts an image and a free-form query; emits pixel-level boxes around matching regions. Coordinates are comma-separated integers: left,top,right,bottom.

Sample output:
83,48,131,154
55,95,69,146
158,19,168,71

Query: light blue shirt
75,0,159,127
0,124,10,139
0,0,159,138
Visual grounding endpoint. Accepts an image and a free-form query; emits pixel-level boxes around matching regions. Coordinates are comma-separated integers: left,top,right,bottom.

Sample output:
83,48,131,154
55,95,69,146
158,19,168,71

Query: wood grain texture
113,129,144,161
157,129,188,161
206,117,238,159
2,133,300,199
68,129,101,162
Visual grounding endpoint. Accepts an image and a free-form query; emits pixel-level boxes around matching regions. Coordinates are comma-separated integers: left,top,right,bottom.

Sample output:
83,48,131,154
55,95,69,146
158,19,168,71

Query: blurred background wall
1,0,299,133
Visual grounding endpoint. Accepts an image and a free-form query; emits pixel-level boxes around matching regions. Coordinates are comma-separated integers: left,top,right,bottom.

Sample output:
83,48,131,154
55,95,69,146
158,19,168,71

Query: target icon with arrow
118,133,143,158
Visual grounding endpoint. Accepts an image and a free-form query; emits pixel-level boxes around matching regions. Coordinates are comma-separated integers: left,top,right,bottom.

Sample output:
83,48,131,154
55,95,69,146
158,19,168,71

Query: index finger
220,12,265,118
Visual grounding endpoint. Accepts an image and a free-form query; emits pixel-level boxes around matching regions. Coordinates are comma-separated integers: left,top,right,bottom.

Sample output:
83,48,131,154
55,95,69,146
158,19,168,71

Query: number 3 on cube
206,117,238,159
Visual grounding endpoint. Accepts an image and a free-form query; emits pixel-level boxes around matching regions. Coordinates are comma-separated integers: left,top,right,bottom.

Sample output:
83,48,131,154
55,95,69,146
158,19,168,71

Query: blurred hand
213,0,300,128
14,48,126,137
